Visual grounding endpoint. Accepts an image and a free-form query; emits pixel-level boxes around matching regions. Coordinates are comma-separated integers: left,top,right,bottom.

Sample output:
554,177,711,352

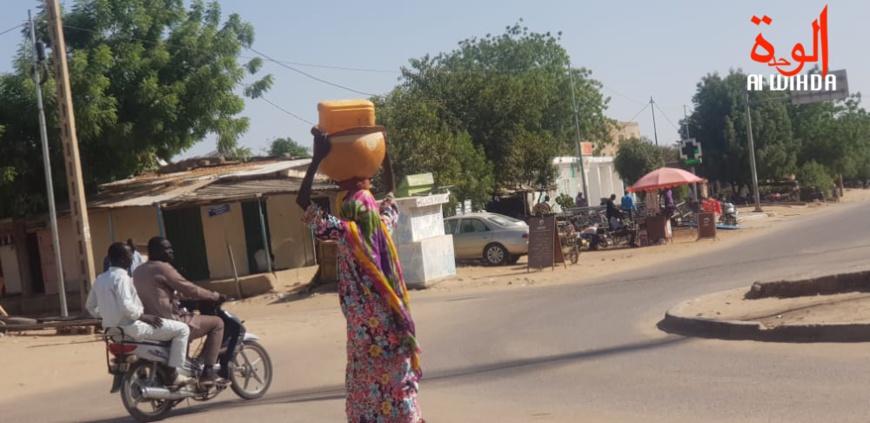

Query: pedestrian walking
296,129,424,423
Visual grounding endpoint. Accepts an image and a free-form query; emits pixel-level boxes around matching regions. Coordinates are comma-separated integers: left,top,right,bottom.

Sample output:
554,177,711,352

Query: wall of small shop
266,194,318,270
90,207,161,271
200,203,249,279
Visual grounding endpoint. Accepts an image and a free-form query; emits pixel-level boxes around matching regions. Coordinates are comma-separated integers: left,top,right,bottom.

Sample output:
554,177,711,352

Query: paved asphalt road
4,201,870,422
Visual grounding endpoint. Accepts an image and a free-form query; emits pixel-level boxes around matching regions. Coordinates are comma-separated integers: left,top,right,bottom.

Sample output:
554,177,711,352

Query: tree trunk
839,174,845,199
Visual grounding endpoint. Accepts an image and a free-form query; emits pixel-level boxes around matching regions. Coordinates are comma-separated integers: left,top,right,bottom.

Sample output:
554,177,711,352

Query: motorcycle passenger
87,242,193,387
580,224,601,251
134,237,227,386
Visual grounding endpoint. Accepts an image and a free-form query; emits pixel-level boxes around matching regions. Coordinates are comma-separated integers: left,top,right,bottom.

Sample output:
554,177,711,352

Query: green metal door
241,200,272,274
163,207,210,281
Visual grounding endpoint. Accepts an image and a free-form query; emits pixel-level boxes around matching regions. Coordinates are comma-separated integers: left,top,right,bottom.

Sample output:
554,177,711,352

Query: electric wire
0,23,25,37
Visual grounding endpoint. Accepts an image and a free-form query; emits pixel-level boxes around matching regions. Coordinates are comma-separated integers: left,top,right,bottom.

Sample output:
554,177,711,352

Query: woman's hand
311,127,331,163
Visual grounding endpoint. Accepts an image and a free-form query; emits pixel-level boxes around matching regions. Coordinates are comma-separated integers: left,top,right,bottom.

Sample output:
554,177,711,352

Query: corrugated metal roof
165,179,335,207
90,179,218,208
90,158,331,209
101,159,312,188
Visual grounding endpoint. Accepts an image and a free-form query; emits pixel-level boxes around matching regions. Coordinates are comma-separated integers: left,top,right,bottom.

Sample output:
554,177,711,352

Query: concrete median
658,268,870,342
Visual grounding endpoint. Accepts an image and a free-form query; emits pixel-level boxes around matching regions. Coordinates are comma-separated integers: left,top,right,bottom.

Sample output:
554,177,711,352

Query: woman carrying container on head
295,99,423,423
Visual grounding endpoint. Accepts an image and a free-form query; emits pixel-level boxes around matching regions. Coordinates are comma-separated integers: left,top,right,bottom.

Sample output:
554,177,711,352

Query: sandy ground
3,188,869,404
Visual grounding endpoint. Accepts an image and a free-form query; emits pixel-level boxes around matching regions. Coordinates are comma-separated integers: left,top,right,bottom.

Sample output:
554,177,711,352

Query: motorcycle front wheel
569,247,580,264
120,361,175,422
229,340,273,400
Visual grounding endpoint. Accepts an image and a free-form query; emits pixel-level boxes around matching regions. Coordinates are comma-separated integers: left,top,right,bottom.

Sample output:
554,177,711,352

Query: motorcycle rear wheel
120,361,175,422
230,340,273,400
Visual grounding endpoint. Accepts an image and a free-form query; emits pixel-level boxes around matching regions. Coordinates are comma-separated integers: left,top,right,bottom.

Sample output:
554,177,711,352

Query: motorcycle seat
104,327,171,347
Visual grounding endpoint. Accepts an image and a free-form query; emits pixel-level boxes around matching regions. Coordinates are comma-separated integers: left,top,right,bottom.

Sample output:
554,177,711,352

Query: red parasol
627,167,706,192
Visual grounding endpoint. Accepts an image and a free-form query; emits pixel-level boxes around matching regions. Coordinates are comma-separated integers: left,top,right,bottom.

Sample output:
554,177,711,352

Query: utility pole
682,105,691,139
29,10,67,317
650,96,659,146
44,0,97,309
744,92,763,213
568,61,589,200
683,105,697,200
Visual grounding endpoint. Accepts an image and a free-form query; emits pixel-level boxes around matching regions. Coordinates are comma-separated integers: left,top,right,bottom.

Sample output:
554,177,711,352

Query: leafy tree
393,20,612,191
267,137,310,158
374,87,494,209
793,94,870,190
687,67,870,194
554,193,574,210
0,125,13,186
685,71,800,190
0,0,271,217
797,161,834,199
613,137,677,185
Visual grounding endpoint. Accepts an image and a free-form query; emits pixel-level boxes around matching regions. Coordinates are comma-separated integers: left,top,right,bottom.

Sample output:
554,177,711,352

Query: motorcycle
562,232,587,264
103,300,273,422
719,202,739,226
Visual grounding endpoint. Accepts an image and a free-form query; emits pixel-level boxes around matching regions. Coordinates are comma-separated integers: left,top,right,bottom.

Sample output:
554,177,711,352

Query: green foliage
390,20,612,192
267,137,310,158
685,70,797,188
0,0,270,217
554,193,574,210
798,161,834,199
613,137,676,186
374,88,494,208
0,125,11,187
687,68,870,193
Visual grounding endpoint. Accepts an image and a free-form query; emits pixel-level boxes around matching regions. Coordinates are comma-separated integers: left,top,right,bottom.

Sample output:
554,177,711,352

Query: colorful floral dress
303,189,423,423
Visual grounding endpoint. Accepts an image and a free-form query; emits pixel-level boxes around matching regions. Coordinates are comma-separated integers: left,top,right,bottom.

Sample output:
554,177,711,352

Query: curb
737,212,769,222
658,296,870,343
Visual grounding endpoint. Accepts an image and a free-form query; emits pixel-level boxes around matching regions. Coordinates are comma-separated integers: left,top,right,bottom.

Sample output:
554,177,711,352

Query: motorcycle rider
87,242,193,386
133,237,227,386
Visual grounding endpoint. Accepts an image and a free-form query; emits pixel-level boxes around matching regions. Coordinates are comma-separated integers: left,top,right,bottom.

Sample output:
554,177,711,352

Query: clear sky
0,1,866,161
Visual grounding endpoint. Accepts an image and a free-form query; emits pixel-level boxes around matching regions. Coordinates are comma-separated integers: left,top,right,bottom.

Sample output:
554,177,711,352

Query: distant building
598,121,641,157
551,156,625,213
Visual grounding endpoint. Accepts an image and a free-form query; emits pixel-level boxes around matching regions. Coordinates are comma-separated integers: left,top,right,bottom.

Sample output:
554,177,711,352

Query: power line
240,57,399,74
619,103,650,129
59,23,374,119
56,23,658,133
653,101,682,133
256,95,316,126
247,47,378,97
0,23,25,37
602,86,647,106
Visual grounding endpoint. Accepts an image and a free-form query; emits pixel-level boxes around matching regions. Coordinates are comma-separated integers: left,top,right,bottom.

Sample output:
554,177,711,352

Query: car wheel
483,243,508,266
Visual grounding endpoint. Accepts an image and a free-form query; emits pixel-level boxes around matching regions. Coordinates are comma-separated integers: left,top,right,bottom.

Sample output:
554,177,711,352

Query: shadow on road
424,336,689,384
77,336,690,422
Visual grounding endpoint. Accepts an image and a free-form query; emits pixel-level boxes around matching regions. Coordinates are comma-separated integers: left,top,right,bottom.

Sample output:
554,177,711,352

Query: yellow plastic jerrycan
316,99,386,182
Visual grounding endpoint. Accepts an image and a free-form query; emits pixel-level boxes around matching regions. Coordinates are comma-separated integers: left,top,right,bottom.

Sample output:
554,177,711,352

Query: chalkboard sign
527,215,565,270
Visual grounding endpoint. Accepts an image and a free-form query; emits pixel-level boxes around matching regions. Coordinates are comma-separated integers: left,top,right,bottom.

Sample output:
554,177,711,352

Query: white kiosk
390,175,456,288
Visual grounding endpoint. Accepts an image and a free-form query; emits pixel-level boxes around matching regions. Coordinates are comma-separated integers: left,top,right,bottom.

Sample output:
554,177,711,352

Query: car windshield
487,214,525,227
